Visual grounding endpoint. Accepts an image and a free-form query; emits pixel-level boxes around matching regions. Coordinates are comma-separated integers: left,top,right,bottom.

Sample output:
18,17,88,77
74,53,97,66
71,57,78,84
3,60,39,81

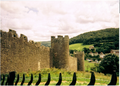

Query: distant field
84,60,95,71
69,43,93,51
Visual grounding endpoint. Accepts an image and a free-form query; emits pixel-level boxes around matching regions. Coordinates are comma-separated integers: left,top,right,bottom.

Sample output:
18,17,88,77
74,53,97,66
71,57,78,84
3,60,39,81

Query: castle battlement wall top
9,29,18,38
29,40,34,44
20,34,28,42
1,29,49,50
51,35,69,39
51,35,69,44
1,29,50,74
35,42,41,47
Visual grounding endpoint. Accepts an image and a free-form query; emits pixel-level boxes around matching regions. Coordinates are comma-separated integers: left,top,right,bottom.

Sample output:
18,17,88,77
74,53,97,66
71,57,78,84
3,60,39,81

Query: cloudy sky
0,0,119,42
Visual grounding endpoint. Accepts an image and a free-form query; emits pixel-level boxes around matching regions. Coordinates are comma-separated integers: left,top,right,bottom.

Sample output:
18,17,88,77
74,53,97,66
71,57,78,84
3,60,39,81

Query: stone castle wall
1,29,50,74
1,29,84,73
69,56,77,72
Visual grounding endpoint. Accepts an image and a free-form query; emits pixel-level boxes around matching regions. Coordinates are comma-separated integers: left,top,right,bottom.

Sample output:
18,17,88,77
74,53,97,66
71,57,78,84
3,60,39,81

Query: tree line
91,54,119,76
94,41,119,53
69,28,119,45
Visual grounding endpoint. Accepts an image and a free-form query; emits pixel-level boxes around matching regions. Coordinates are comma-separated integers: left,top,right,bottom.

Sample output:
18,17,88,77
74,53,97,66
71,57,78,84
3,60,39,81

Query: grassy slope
69,43,93,51
1,61,119,85
84,60,94,71
1,67,119,85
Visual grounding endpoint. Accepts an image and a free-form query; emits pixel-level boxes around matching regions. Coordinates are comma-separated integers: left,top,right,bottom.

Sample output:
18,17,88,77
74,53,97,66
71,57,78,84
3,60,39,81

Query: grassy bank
1,67,119,85
84,60,95,72
69,43,93,51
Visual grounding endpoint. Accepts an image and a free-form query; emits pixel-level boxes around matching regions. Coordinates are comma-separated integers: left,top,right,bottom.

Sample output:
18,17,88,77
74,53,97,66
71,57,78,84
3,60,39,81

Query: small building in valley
99,52,105,59
110,50,119,57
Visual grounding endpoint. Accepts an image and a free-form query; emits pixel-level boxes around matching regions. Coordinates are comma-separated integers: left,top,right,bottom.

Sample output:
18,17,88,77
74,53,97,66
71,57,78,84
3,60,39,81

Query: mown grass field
69,43,93,51
84,60,95,72
1,66,119,85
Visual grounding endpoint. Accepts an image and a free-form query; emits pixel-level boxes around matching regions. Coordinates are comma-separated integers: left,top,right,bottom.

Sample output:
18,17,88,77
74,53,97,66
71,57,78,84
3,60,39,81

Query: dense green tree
83,48,90,54
114,41,119,49
69,50,74,54
91,49,96,53
94,43,101,47
97,58,101,61
98,54,119,75
95,55,99,59
84,54,89,60
95,42,119,53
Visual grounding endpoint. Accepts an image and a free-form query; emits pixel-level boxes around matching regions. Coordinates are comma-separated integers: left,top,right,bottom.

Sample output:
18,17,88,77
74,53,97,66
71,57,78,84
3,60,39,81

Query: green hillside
36,41,51,47
37,28,119,51
69,28,119,45
69,43,93,51
41,41,51,47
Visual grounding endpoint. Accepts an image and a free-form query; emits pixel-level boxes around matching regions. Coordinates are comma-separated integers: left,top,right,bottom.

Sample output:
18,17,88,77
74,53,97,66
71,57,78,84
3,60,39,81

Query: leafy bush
90,63,99,72
69,50,74,54
98,54,119,75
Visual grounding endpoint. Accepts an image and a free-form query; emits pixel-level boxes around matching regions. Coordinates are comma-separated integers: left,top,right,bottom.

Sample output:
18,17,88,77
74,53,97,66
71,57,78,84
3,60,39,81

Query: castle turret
51,36,55,48
63,35,69,69
74,51,85,71
51,35,70,70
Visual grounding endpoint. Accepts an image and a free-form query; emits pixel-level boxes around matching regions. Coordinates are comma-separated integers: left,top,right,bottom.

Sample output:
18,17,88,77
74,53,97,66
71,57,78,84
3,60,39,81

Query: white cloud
0,0,119,41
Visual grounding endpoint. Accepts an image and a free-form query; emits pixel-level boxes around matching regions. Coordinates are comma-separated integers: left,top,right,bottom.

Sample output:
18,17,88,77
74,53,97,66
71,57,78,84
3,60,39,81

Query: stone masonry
74,51,85,71
1,29,84,74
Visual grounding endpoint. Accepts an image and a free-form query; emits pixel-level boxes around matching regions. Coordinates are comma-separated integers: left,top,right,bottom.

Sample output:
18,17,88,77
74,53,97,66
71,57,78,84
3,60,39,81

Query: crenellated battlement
51,35,69,39
1,29,50,50
64,35,69,41
51,35,69,43
20,34,28,42
35,42,41,47
9,29,18,38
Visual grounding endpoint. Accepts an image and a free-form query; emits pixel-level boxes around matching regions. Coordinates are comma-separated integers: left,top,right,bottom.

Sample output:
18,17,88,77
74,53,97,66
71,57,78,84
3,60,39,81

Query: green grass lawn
1,66,119,85
84,60,95,72
69,43,93,51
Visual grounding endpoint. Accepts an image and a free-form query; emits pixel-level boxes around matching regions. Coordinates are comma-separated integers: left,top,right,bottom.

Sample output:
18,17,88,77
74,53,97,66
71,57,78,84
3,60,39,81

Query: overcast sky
0,0,119,42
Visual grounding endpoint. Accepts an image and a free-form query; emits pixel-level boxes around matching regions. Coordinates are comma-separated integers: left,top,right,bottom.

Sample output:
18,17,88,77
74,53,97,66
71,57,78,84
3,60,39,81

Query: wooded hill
69,28,119,45
40,41,51,47
35,41,51,47
38,28,119,50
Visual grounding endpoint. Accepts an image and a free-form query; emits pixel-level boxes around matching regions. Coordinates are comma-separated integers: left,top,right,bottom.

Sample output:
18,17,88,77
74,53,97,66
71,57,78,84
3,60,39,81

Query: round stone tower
51,36,55,48
74,51,85,71
50,35,69,70
63,35,69,69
